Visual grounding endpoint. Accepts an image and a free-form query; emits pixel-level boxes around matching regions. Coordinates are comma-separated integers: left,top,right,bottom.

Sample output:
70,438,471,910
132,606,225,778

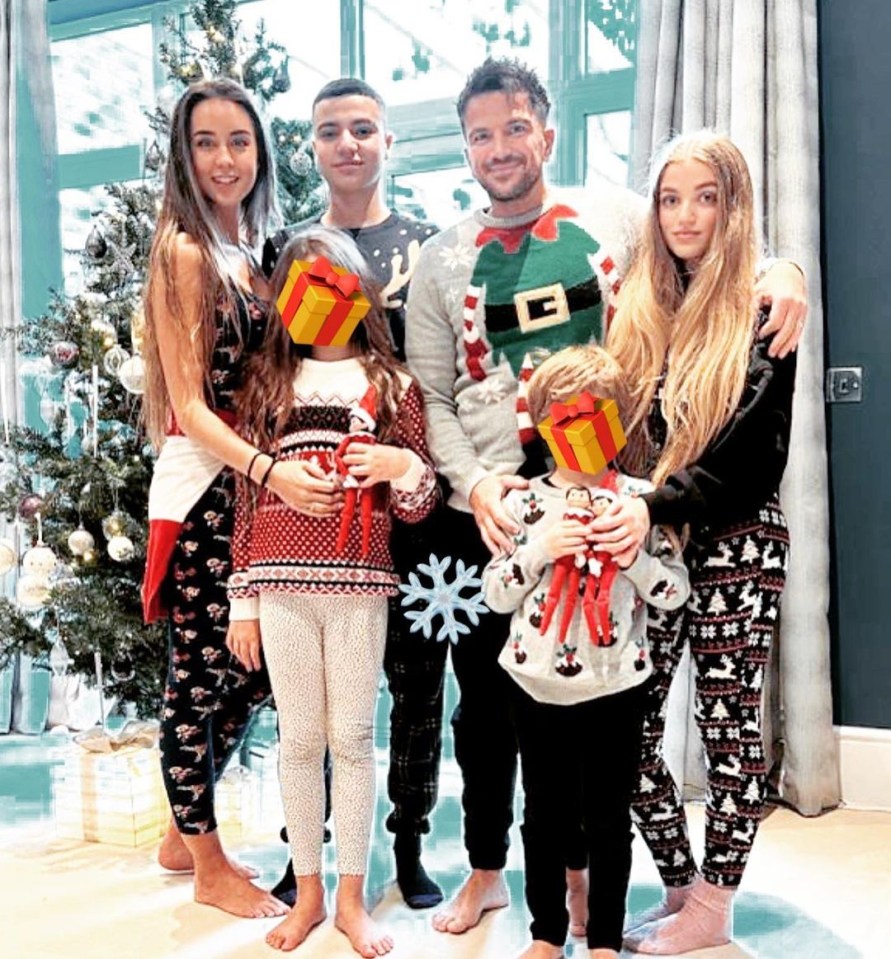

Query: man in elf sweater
263,79,445,911
404,57,808,937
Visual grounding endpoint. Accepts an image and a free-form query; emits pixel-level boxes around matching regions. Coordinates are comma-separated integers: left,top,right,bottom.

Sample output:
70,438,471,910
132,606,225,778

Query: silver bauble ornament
16,573,50,608
103,344,130,376
101,511,127,540
67,526,95,556
0,538,16,575
85,223,107,260
22,544,58,577
289,147,313,177
118,355,146,394
144,140,163,173
107,534,135,562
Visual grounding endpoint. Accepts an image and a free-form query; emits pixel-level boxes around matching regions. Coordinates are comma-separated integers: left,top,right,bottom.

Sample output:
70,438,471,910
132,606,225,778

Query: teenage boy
264,78,445,911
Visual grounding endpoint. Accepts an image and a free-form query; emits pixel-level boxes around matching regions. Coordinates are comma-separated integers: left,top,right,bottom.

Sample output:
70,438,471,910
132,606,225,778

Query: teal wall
820,0,891,728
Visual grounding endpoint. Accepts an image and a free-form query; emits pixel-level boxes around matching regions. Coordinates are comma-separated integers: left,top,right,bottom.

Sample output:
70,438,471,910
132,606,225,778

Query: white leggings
259,591,388,877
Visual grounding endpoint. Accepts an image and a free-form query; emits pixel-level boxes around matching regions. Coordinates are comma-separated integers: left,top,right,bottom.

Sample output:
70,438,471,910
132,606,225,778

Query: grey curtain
0,0,23,440
631,0,839,815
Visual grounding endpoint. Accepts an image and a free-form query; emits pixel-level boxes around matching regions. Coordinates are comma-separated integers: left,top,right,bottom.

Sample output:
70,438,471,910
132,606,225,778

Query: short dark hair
312,77,386,114
456,57,551,128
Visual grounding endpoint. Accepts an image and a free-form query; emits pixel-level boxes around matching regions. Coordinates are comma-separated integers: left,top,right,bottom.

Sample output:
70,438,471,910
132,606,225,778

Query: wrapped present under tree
52,722,166,847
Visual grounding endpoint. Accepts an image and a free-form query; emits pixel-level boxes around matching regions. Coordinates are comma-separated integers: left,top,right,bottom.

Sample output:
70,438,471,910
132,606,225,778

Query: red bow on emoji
549,392,598,425
309,256,360,298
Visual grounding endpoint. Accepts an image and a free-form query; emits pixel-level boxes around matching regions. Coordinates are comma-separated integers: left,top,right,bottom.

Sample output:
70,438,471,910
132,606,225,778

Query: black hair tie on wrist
260,454,278,489
246,450,264,483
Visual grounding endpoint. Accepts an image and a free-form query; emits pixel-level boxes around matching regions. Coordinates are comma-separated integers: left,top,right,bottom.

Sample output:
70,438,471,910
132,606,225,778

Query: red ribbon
309,255,360,298
549,392,598,425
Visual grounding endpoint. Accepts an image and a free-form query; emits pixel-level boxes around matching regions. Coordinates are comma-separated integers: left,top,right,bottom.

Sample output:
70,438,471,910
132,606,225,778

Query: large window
38,0,638,289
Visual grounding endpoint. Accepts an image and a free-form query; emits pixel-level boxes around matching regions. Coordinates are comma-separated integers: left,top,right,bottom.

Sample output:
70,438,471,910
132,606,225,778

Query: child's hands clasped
267,457,344,516
542,518,592,562
340,441,412,488
226,619,263,672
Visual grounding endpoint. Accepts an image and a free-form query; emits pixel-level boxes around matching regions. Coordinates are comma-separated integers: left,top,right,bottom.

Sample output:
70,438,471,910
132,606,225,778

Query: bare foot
194,862,288,919
267,878,326,951
335,901,394,957
432,869,509,934
566,866,588,938
158,823,258,879
516,941,564,958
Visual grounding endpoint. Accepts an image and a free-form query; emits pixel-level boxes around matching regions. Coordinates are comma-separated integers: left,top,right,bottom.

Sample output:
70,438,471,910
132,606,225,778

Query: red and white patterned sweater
228,357,438,619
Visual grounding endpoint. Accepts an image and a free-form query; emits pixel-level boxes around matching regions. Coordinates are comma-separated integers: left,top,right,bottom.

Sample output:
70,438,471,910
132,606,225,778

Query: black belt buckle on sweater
484,277,601,333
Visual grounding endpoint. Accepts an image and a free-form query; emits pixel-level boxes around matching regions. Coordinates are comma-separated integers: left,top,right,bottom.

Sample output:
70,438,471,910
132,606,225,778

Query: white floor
2,754,889,959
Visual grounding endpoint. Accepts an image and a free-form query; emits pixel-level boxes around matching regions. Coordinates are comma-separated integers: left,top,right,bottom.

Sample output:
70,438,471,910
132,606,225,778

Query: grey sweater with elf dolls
482,473,690,707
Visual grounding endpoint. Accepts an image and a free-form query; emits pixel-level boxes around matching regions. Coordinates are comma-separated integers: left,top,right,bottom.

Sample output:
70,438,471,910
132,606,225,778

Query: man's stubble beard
480,164,544,207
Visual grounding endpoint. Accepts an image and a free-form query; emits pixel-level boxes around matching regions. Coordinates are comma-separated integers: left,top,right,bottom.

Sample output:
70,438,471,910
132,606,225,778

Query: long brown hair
142,78,277,448
237,226,405,453
607,131,758,485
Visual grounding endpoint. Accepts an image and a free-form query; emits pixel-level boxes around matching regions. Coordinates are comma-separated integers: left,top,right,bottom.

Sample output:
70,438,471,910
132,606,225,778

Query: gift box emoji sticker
276,255,371,346
537,391,627,474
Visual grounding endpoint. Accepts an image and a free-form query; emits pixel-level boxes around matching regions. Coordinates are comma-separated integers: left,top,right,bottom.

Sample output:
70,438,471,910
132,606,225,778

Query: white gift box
52,742,167,847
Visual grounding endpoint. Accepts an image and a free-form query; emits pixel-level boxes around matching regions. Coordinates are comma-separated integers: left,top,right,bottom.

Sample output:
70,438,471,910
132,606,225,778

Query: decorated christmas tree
0,0,323,718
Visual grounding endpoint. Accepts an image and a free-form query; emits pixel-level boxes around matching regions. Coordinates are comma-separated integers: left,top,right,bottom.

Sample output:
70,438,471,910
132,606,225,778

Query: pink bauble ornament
19,494,44,519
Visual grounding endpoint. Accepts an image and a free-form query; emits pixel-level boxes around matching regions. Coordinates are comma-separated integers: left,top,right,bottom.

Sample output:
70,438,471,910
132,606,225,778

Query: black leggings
511,680,649,951
158,470,271,834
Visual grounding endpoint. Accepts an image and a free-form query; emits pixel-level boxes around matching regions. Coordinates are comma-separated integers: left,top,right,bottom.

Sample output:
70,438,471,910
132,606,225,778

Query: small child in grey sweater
482,345,689,958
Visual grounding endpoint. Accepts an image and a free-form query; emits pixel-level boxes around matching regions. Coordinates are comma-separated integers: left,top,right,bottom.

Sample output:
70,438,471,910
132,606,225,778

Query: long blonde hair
142,79,277,448
237,226,405,454
607,131,758,485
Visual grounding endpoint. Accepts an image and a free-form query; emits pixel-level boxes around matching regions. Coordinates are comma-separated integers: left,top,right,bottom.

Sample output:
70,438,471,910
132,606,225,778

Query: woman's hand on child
588,495,651,567
542,519,592,562
226,620,263,672
341,441,411,487
267,458,343,516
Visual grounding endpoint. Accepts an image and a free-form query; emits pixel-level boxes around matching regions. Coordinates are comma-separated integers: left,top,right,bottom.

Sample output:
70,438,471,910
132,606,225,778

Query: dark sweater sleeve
643,338,797,532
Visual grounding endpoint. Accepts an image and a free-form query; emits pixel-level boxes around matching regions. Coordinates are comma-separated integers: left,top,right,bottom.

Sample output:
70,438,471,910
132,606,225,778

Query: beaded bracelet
259,454,278,489
246,450,264,483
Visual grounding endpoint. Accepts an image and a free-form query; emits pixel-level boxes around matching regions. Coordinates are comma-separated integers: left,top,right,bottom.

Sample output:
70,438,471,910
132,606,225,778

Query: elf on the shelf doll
539,476,621,647
334,386,379,557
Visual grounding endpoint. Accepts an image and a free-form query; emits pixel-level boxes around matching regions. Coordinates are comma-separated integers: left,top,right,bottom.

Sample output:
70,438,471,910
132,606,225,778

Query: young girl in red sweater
225,226,439,957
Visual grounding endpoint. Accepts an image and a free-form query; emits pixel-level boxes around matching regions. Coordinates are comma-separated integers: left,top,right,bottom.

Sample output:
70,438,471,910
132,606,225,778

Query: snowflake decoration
106,240,137,284
399,553,489,644
438,242,474,271
474,377,508,406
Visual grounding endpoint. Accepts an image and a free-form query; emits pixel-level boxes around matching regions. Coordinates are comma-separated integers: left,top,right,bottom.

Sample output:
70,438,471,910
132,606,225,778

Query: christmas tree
0,0,323,718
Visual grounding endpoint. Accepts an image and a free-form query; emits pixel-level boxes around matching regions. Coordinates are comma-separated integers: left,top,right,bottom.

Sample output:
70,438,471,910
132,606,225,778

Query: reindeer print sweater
263,212,439,360
481,473,689,706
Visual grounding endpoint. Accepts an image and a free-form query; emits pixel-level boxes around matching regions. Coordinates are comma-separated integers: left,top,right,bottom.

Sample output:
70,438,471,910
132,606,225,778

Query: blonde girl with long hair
591,132,798,954
225,227,439,957
142,78,311,920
